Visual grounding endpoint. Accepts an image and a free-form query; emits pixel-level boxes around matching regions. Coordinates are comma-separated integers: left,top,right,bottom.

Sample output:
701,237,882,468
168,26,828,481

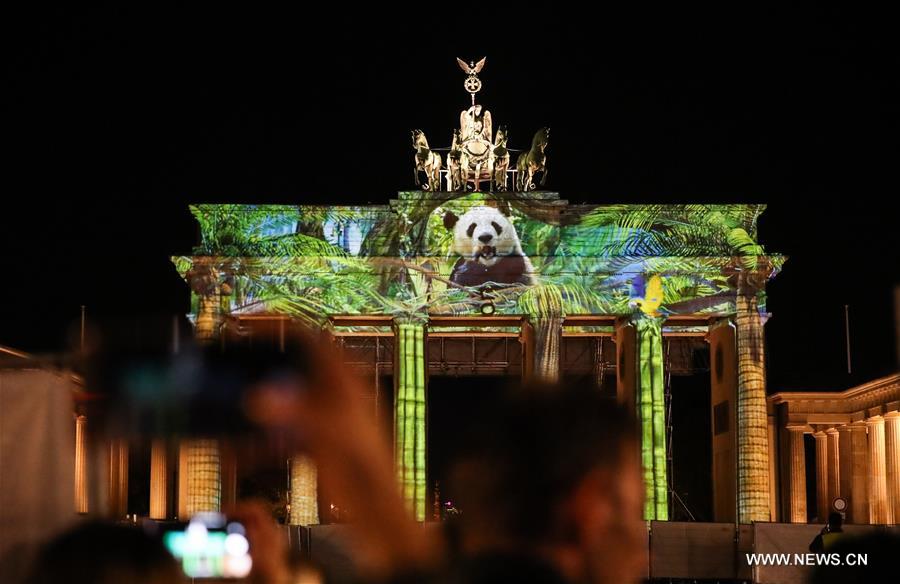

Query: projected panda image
442,206,535,287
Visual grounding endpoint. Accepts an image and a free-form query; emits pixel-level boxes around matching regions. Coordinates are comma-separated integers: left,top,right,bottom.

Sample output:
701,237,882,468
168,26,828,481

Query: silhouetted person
26,521,182,584
442,386,645,584
809,512,844,553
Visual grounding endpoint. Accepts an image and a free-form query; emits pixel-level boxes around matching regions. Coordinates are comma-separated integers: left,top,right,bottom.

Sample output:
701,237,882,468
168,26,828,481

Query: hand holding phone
163,512,252,579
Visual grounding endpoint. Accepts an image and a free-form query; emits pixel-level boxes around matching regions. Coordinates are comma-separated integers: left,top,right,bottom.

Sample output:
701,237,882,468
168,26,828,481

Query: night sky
5,6,898,391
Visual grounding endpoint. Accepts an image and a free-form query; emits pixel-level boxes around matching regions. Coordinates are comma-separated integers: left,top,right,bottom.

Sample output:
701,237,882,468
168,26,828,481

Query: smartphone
162,512,252,579
89,330,316,439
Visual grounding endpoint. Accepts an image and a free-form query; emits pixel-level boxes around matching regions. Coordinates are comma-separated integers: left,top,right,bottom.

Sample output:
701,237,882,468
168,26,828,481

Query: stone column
709,319,737,523
885,412,900,524
149,439,168,520
814,431,829,522
220,443,237,510
837,426,853,516
768,414,779,523
74,415,88,514
866,416,889,524
289,455,319,525
177,442,189,520
108,439,129,518
826,428,841,504
787,426,807,523
848,422,869,524
614,319,637,413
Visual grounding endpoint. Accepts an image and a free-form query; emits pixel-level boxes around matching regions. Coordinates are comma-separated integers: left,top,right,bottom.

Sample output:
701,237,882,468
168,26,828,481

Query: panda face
444,207,520,267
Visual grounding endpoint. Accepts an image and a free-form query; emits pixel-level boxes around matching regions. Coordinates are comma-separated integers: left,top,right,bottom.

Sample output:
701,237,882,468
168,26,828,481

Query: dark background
5,6,898,390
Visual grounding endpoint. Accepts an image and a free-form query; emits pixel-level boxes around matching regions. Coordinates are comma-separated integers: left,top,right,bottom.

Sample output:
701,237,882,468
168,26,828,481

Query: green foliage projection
175,195,783,327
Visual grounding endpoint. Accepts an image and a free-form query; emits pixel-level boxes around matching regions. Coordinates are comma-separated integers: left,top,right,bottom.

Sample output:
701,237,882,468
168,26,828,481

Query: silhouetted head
448,385,644,584
27,522,181,584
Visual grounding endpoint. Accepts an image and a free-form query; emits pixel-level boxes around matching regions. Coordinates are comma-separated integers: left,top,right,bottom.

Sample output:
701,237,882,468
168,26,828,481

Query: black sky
4,6,898,390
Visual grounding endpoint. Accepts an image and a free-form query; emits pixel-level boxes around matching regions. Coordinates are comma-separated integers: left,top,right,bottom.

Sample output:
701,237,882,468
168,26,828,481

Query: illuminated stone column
393,319,427,521
177,439,221,519
837,426,853,516
709,319,737,523
847,422,869,524
108,439,129,518
768,414,779,523
814,431,829,522
866,416,889,524
289,455,319,525
885,412,900,524
786,426,807,523
614,319,637,413
826,428,841,503
74,415,88,514
220,442,237,510
177,442,188,519
149,439,168,520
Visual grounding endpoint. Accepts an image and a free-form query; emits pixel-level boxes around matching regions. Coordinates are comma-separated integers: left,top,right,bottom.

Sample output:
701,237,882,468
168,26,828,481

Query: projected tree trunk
521,284,564,383
188,258,223,343
735,274,771,523
195,288,221,342
532,316,562,382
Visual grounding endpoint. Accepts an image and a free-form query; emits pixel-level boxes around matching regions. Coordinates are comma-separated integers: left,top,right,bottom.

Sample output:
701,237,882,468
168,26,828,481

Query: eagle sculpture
456,57,486,76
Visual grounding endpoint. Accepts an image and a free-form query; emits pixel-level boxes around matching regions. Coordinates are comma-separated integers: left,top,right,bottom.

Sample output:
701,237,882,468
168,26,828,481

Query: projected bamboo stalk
649,322,668,520
404,324,414,506
638,323,655,519
637,317,668,520
736,283,771,523
394,320,427,521
414,325,427,520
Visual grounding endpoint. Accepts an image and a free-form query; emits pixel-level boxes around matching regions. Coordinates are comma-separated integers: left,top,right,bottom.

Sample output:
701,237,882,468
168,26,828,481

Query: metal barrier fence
295,521,899,583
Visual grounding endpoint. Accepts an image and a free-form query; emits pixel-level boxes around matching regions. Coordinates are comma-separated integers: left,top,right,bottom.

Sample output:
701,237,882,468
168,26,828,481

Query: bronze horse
515,127,549,191
412,129,442,191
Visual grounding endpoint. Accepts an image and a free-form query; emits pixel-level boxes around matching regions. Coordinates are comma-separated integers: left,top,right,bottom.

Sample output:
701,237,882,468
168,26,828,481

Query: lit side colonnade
768,373,900,524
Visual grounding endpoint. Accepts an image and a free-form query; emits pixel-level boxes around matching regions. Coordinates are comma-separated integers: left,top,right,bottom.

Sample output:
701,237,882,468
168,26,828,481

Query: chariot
412,57,548,193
